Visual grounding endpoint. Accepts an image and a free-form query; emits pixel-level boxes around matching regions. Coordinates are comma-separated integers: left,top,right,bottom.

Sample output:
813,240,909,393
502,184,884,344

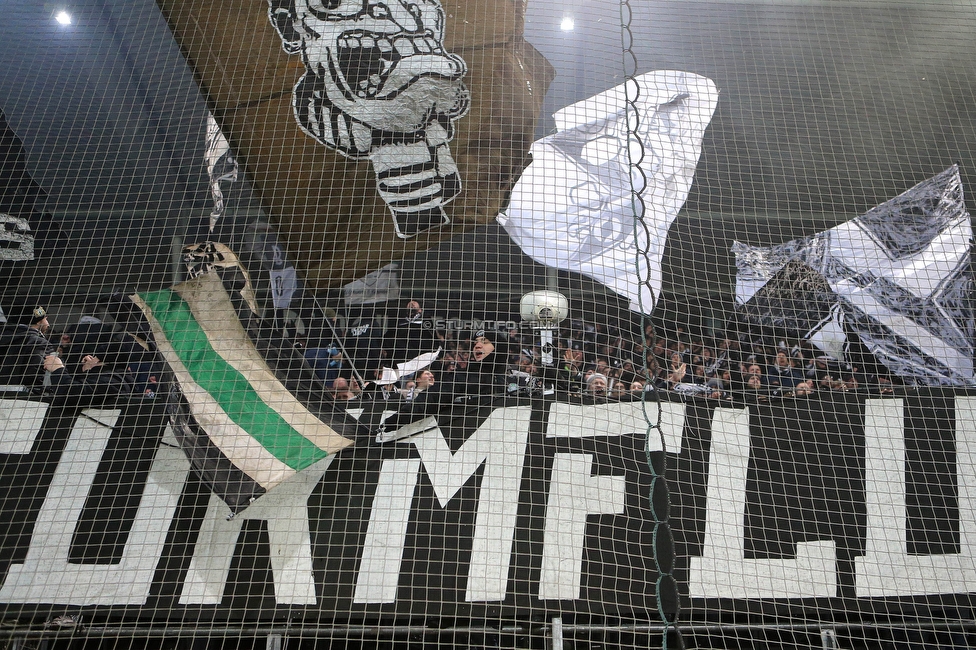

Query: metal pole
551,617,563,650
820,628,839,649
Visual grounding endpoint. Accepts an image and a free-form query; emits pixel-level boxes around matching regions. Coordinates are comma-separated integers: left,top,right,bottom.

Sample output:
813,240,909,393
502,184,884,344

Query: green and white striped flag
132,272,354,504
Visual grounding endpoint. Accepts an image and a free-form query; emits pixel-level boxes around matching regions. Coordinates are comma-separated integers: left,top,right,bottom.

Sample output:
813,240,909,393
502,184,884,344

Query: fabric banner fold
133,272,354,513
733,166,975,387
498,70,719,315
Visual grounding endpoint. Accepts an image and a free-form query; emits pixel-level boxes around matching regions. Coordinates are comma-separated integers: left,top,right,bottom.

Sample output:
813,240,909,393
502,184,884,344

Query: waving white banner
498,71,718,314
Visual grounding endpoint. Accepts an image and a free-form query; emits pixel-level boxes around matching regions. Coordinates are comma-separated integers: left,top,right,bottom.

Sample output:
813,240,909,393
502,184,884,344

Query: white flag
374,348,443,386
205,111,238,232
497,71,718,314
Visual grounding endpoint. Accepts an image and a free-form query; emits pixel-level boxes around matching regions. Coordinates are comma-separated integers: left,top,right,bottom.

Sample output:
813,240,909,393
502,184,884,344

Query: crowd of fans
0,295,900,409
298,298,901,407
0,301,161,403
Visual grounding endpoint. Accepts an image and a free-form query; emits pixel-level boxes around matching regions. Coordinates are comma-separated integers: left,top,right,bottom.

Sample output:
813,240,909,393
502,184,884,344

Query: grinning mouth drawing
269,0,469,238
335,30,458,98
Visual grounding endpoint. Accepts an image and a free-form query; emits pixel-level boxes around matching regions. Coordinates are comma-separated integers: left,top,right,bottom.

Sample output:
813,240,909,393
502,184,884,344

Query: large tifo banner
1,391,975,624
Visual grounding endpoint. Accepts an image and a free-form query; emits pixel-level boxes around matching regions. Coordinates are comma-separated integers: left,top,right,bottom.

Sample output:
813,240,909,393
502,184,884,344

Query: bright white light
55,11,72,25
560,16,575,31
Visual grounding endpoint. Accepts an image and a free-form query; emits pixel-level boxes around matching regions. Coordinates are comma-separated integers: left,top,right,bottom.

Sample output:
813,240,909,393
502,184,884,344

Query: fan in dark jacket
439,329,514,401
45,352,136,403
0,306,57,393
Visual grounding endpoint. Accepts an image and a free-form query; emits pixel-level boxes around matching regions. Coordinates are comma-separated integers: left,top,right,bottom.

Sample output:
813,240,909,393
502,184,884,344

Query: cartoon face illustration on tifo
508,96,693,267
511,126,644,265
269,0,470,238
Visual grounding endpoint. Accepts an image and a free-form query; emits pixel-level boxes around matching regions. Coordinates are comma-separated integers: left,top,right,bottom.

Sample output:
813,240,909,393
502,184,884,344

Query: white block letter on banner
689,407,837,599
0,415,187,605
856,397,976,596
180,455,335,605
538,453,626,600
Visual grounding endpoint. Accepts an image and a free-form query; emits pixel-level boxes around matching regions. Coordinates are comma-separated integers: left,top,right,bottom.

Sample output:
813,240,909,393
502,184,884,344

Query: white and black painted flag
498,71,719,315
0,108,44,266
204,112,239,233
734,166,975,387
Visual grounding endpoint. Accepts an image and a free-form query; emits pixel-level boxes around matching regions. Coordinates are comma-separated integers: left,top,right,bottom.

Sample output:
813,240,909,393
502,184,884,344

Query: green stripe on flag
141,289,328,471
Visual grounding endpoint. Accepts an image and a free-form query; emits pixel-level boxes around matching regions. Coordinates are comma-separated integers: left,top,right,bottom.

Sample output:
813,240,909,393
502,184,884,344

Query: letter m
354,406,530,604
414,406,529,601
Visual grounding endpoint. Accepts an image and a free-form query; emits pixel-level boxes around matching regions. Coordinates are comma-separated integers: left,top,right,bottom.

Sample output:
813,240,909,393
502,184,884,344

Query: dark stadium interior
3,2,976,650
3,1,976,321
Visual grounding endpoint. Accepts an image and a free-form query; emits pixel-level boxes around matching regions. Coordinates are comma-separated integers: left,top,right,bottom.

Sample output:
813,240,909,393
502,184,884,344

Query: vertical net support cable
619,1,683,649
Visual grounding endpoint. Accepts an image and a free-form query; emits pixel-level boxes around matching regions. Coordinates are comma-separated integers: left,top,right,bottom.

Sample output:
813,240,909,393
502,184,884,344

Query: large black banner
1,390,975,627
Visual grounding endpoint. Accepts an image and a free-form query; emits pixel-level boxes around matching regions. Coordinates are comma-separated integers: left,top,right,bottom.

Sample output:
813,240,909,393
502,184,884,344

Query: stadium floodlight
520,290,569,366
